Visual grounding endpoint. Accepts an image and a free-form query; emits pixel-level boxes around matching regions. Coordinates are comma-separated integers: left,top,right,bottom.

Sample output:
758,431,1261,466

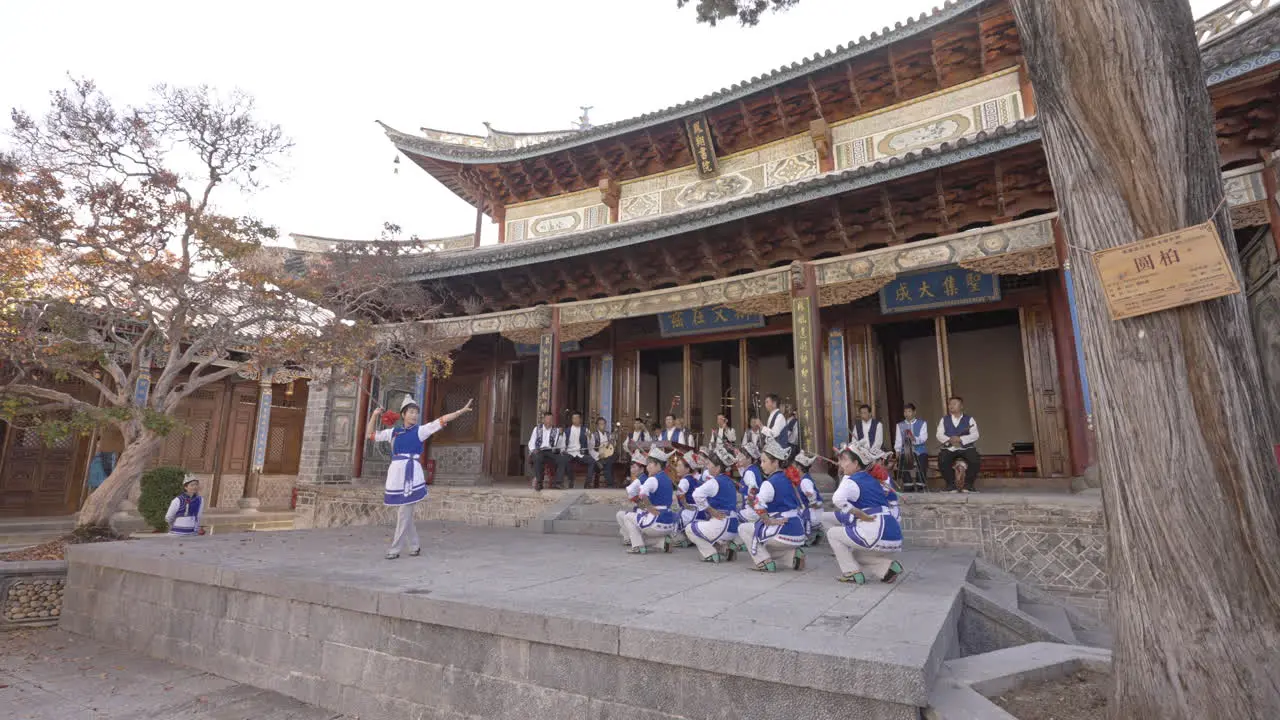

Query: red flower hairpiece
380,410,401,427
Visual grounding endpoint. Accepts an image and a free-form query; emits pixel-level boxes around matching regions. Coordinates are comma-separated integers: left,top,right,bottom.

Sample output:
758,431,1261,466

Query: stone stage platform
62,524,977,720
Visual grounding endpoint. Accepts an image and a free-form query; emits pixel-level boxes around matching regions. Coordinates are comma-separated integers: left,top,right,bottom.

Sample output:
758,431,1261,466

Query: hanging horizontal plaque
879,266,1001,315
686,115,718,177
1092,220,1241,321
658,305,764,338
514,341,580,357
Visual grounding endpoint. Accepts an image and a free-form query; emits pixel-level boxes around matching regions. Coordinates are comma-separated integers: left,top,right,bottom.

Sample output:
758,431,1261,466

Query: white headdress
844,438,885,466
399,394,418,412
794,450,816,468
762,438,790,462
647,446,670,464
630,449,647,466
738,441,761,460
713,446,737,469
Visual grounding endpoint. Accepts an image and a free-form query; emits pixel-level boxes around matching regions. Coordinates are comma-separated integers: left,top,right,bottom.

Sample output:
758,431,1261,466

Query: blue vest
569,426,588,451
943,415,975,447
709,474,738,513
660,428,683,444
170,494,202,534
899,418,927,454
648,471,675,507
391,425,426,455
533,425,560,449
802,473,822,503
854,418,882,444
742,465,763,498
762,471,801,514
683,474,702,497
850,471,893,512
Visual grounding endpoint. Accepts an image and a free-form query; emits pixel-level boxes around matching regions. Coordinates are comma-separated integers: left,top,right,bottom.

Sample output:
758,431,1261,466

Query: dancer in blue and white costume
673,452,703,547
684,446,741,563
793,450,825,546
165,475,204,536
367,394,473,560
617,448,648,546
736,439,808,572
621,446,679,554
730,442,764,554
826,440,905,584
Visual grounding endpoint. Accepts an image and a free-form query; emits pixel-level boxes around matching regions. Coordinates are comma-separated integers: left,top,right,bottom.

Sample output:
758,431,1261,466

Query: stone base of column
236,498,261,512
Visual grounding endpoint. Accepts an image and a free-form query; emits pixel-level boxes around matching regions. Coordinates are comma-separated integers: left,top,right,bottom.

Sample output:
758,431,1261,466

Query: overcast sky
4,0,1223,245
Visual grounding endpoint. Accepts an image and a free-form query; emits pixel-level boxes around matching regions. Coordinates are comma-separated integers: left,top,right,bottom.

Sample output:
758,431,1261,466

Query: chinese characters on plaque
686,115,718,178
658,305,765,338
1092,220,1241,320
879,267,1002,315
514,341,581,357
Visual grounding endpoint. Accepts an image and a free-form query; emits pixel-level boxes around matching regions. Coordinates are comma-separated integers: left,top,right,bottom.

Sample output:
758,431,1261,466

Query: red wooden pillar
1050,219,1093,473
1260,150,1280,256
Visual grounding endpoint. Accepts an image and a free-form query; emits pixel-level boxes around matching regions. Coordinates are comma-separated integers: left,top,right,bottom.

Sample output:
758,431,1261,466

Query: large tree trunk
77,433,160,529
1008,1,1280,717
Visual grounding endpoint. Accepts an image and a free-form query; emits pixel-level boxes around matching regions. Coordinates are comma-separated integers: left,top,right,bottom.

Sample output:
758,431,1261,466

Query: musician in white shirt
760,394,791,449
935,396,981,493
562,412,596,489
588,416,616,488
627,418,652,447
851,404,886,452
657,413,685,445
527,413,567,491
742,416,763,449
710,413,737,449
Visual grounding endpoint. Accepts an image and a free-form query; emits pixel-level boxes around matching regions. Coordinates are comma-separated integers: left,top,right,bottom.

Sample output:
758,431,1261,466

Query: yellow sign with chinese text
1092,221,1241,321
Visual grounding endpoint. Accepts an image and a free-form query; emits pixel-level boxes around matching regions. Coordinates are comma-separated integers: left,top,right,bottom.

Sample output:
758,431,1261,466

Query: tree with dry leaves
1,80,448,529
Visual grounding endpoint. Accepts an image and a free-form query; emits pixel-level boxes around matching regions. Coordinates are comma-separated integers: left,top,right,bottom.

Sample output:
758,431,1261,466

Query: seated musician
657,414,685,445
710,413,737,449
760,394,790,451
562,412,596,490
588,416,616,488
736,439,808,573
685,447,741,563
527,413,566,491
826,440,904,585
935,396,980,493
852,404,886,452
617,449,648,547
893,403,929,491
620,447,680,554
627,418,652,448
741,416,763,450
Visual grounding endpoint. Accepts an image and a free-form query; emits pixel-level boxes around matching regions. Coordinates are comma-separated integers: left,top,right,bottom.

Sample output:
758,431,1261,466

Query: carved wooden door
0,380,93,516
739,339,761,430
846,325,877,421
1019,305,1070,477
614,351,639,432
263,381,307,476
683,345,704,441
489,362,513,478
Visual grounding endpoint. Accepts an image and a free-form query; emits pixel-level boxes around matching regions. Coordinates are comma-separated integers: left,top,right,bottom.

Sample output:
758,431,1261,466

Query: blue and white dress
738,464,763,522
165,494,203,536
750,471,809,552
374,420,443,506
832,471,903,552
678,473,705,529
631,471,679,534
798,472,824,534
688,474,740,543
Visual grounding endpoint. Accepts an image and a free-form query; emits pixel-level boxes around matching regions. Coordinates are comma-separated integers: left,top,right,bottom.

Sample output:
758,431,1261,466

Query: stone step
0,533,65,548
1020,602,1078,644
1073,629,1113,650
567,504,627,522
969,577,1019,612
551,519,621,537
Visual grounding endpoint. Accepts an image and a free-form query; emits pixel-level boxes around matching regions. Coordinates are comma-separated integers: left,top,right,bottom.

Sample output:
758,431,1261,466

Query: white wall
898,335,944,452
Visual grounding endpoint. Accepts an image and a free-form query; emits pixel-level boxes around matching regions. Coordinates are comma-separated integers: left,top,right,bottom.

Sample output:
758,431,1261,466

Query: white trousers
807,508,825,535
826,526,894,577
616,509,633,543
684,517,728,559
622,511,669,549
737,521,800,566
389,503,420,554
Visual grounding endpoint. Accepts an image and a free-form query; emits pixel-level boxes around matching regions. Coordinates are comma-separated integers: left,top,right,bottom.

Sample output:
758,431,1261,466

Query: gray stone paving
0,628,348,719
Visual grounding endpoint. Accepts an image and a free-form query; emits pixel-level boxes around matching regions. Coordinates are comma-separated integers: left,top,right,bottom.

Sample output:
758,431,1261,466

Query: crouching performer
684,447,742,563
826,440,904,584
736,439,808,572
621,446,679,554
793,450,825,546
368,395,473,560
730,442,764,554
671,452,703,549
617,449,648,546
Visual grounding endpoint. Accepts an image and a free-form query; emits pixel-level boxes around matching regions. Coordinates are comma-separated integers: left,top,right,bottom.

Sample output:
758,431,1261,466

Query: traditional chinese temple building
284,0,1278,491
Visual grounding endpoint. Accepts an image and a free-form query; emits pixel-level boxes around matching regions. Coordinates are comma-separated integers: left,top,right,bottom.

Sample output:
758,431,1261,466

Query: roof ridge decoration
384,0,1269,165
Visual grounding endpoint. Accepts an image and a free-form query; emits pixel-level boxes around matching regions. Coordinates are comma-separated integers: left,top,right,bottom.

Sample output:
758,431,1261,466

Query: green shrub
138,466,188,532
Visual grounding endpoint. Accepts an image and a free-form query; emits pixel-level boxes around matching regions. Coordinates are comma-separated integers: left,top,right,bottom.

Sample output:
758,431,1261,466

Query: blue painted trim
1063,266,1091,416
828,331,850,450
600,354,614,427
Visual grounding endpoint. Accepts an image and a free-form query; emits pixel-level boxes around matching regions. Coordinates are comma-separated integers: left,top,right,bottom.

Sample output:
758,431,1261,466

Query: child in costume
618,448,648,546
826,440,905,584
165,475,204,536
620,446,679,554
793,451,825,546
736,439,809,572
684,446,741,563
367,394,473,559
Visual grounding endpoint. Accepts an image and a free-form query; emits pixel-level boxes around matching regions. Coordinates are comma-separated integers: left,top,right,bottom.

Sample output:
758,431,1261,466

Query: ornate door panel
0,380,93,516
739,339,760,429
429,373,489,480
614,351,639,431
156,384,224,474
489,363,513,478
263,380,307,476
846,325,877,417
1019,305,1070,477
684,345,705,440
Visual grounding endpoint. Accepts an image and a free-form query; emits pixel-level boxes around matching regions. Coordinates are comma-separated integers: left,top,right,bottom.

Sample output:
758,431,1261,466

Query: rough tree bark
1008,1,1280,717
77,432,161,529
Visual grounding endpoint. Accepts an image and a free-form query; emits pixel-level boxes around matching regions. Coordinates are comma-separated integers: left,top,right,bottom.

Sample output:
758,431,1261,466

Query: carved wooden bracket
809,118,834,173
598,177,621,223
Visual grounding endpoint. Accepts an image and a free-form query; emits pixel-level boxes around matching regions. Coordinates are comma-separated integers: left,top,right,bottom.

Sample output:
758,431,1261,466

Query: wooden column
737,339,753,431
1017,55,1037,117
208,377,236,507
934,316,952,414
1049,221,1091,474
494,205,507,244
790,263,826,452
1052,219,1095,465
241,374,272,511
846,325,876,416
1261,150,1280,256
827,327,851,451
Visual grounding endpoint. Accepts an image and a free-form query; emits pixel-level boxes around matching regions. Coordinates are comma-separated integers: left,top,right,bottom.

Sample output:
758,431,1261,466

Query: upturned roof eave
403,120,1043,282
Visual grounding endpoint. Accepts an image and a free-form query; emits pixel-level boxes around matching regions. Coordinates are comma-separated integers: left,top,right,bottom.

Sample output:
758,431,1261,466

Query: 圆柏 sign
1092,220,1240,321
879,267,1001,315
658,305,764,338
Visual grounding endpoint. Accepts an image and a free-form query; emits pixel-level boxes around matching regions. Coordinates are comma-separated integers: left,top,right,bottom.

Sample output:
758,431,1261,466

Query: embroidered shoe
752,561,777,573
838,572,867,585
792,548,806,571
882,561,904,583
628,546,649,555
703,554,722,563
723,545,737,562
384,551,400,560
408,547,421,557
662,538,672,553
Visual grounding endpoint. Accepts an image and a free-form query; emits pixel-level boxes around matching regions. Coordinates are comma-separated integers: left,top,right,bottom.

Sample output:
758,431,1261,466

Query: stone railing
1196,0,1274,44
1,560,67,628
293,483,559,530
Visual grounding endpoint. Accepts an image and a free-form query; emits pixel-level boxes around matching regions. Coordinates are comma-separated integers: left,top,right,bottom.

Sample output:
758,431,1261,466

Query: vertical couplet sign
599,354,614,427
535,332,555,416
827,330,850,450
252,383,273,473
790,295,819,451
